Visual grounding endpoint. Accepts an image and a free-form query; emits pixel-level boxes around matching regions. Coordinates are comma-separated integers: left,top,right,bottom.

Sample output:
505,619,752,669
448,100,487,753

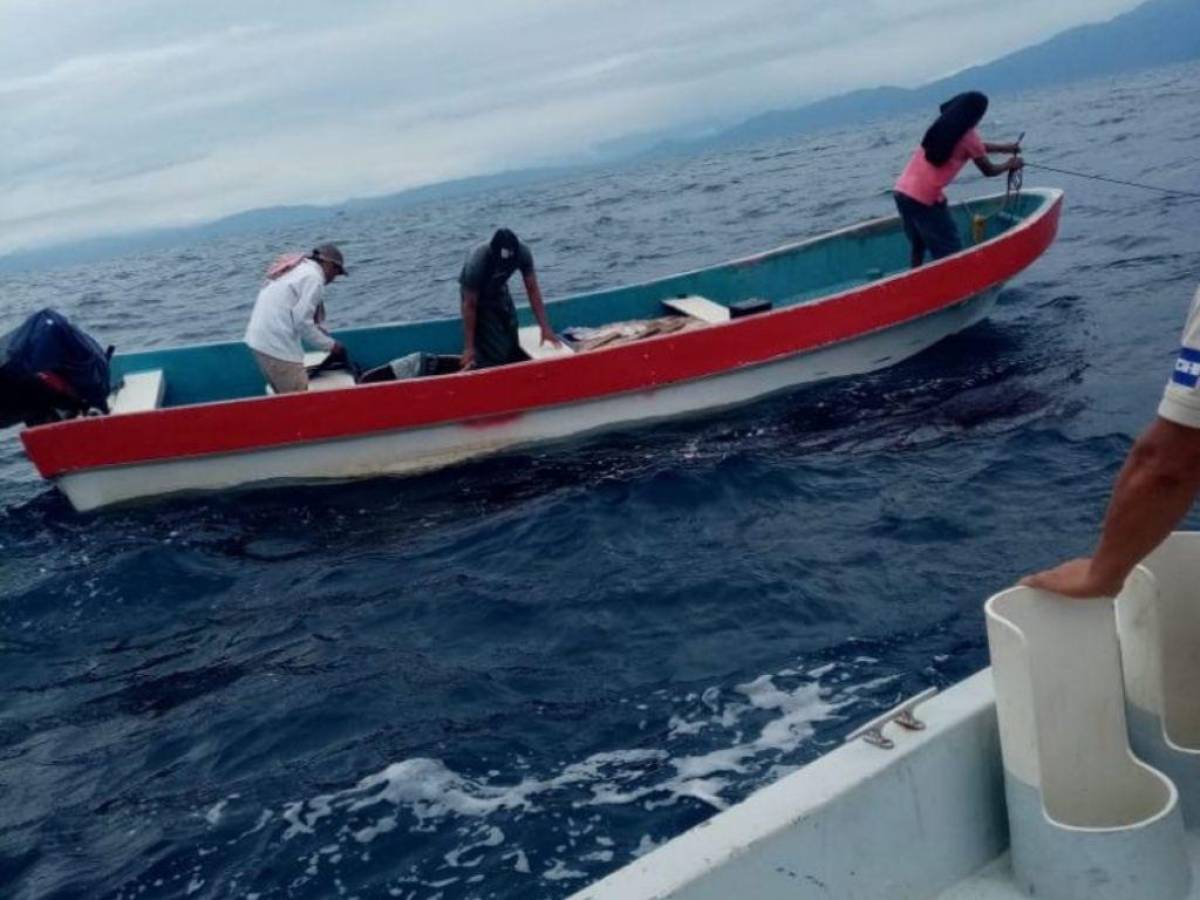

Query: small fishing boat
20,188,1062,511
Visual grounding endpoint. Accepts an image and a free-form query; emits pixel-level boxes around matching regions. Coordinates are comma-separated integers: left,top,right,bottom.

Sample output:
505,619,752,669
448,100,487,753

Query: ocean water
1,62,1198,899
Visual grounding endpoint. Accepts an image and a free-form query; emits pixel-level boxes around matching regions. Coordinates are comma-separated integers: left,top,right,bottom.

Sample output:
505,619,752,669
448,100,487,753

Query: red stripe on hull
22,197,1061,479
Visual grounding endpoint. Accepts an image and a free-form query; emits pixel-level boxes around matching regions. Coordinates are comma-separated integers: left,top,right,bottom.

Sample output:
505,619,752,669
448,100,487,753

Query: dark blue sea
2,62,1199,899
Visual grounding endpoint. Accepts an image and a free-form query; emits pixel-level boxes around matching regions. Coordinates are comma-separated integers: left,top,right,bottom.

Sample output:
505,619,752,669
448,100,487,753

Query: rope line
1005,163,1023,209
964,164,1023,242
1024,162,1200,199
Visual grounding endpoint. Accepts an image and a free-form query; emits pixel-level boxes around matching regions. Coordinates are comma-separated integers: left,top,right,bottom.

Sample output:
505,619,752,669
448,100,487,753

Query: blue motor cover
0,308,112,428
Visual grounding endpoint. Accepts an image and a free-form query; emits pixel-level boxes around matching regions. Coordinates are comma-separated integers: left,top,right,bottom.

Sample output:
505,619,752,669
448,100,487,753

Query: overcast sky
2,0,1141,253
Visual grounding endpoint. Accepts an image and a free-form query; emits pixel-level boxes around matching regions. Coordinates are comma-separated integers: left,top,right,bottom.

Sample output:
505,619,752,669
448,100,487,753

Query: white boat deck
571,664,1200,900
938,834,1200,899
570,670,1009,900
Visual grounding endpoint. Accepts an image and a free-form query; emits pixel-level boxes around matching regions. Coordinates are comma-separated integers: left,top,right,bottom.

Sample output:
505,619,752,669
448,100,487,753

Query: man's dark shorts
894,191,963,262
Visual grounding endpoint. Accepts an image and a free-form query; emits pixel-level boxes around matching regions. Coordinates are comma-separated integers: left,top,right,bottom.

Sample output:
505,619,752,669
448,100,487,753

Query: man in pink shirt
893,92,1023,267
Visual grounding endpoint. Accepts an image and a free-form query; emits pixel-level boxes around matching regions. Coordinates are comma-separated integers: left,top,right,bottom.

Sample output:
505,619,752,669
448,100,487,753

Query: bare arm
984,141,1021,154
973,154,1023,178
522,272,561,346
460,288,478,370
1022,417,1200,597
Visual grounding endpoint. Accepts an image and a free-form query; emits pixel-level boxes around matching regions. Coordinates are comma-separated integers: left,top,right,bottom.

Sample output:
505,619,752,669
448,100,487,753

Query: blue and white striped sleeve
1158,284,1200,429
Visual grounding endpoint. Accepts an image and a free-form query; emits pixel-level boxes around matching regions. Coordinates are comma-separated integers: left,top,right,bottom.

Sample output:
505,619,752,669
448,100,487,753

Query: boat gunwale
77,188,1057,351
21,188,1062,478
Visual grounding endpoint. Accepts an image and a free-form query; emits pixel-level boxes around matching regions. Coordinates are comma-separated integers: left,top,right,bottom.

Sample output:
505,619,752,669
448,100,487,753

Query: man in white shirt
244,244,348,394
1022,282,1200,597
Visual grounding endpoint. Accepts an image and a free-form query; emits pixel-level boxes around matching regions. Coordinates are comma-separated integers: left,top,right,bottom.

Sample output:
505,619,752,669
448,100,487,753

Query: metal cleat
845,687,938,750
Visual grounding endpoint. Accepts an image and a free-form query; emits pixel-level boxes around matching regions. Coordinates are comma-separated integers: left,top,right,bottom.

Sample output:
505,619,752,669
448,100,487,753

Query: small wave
163,663,849,897
1099,252,1184,271
277,668,841,834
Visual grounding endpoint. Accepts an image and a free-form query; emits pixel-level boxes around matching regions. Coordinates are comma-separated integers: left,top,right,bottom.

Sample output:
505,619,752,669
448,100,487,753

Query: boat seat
518,325,574,361
108,370,165,415
661,295,731,324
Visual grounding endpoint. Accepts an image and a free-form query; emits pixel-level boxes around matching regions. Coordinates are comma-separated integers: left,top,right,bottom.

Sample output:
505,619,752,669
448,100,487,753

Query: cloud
0,0,1143,253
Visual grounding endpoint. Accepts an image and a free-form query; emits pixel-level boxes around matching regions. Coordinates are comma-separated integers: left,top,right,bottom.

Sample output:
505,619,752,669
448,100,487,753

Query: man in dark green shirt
458,228,559,369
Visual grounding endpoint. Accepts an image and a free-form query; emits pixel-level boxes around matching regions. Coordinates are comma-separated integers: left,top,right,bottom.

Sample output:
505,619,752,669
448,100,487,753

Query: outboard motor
0,309,112,428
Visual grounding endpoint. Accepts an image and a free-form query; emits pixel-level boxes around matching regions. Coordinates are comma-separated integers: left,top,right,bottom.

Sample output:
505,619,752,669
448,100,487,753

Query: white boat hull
58,288,999,511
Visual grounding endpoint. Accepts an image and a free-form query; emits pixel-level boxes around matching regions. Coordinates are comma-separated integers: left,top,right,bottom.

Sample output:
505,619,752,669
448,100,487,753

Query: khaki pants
252,349,308,394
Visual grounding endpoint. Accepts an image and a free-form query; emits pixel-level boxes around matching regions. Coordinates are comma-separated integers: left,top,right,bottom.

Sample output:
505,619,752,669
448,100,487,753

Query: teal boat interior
110,191,1048,410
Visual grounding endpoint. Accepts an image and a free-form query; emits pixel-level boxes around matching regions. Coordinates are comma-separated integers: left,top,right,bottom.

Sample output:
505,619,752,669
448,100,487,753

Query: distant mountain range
682,0,1199,152
0,168,573,274
3,0,1196,274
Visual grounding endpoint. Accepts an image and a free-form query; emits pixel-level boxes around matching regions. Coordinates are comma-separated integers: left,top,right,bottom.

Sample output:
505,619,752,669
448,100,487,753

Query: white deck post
1118,531,1200,827
985,584,1190,899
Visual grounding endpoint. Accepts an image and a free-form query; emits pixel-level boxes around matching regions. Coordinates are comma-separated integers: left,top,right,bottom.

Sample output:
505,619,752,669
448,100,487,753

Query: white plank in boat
518,325,574,360
108,369,165,414
265,368,357,395
661,295,731,323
